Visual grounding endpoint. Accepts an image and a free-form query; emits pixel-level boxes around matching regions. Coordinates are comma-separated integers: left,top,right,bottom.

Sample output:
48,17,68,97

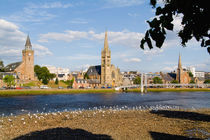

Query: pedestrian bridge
115,84,210,91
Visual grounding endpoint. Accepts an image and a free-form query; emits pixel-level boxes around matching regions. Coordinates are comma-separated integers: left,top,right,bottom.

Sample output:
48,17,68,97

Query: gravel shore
0,109,209,140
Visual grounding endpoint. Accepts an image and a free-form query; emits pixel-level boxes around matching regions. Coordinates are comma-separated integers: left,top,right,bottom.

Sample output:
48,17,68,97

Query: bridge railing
118,84,210,89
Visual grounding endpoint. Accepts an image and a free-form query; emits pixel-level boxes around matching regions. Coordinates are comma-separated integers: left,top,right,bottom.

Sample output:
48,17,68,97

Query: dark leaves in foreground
140,0,210,54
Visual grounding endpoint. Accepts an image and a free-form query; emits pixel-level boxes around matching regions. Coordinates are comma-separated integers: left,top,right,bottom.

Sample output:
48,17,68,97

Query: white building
187,66,195,77
45,65,70,81
187,66,205,78
195,71,205,78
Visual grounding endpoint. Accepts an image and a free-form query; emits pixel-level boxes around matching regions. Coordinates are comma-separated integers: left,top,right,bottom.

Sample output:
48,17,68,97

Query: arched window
112,71,115,79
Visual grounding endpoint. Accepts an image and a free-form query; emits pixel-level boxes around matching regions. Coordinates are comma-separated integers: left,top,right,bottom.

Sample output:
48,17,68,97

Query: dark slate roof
161,73,176,82
4,62,22,72
86,65,101,76
25,35,32,47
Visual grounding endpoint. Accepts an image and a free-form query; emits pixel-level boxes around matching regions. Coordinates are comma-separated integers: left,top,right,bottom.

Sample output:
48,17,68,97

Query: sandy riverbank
0,109,209,140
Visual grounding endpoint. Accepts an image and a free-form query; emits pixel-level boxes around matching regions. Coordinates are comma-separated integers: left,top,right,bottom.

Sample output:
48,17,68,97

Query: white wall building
187,66,195,77
195,71,205,78
45,65,70,81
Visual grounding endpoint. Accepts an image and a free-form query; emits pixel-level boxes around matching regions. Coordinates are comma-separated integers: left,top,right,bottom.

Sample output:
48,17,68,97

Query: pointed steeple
178,53,182,69
104,30,109,51
25,35,32,50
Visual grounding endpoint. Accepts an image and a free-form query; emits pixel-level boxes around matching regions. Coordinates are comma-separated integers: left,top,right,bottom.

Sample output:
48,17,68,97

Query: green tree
140,0,210,53
3,75,15,88
204,79,210,84
133,76,141,84
0,60,4,72
55,78,59,85
171,80,178,84
153,77,163,84
34,65,56,85
188,72,193,78
65,78,74,88
84,72,89,79
190,80,195,84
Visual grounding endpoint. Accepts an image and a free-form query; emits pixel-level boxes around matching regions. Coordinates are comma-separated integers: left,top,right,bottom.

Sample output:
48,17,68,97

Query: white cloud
161,66,177,72
128,13,139,17
124,58,141,62
39,30,144,48
60,54,100,61
0,19,52,63
7,7,56,22
143,48,163,55
29,2,73,9
4,2,73,23
69,18,89,24
104,0,144,8
39,30,88,42
33,44,53,56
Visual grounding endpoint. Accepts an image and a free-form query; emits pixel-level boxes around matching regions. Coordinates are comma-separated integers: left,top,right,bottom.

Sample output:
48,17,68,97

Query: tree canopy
3,75,15,88
153,77,163,84
204,79,210,84
133,76,141,84
171,80,178,84
140,0,210,54
34,65,56,85
0,60,4,72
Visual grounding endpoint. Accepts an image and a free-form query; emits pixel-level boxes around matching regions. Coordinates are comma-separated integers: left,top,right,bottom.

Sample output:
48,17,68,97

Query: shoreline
0,88,209,97
0,108,209,140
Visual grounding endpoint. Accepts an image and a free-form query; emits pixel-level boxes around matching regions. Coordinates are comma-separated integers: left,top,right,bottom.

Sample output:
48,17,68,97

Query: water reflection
0,92,209,116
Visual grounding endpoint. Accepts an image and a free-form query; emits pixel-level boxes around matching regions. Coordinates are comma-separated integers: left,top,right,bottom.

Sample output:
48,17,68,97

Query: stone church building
86,31,122,87
161,54,191,84
3,35,35,83
176,54,191,84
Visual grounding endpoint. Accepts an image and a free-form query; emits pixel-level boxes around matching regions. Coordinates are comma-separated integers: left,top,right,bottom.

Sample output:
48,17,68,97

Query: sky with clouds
0,0,209,72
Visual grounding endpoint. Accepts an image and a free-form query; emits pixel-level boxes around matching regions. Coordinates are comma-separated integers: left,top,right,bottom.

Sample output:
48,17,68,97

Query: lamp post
141,73,144,93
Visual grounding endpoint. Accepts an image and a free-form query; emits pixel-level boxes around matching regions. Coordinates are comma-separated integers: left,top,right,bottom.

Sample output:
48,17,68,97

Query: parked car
101,86,105,88
67,86,72,89
58,86,64,89
22,86,31,89
16,87,23,89
40,85,49,89
0,87,6,90
79,86,84,89
106,86,112,88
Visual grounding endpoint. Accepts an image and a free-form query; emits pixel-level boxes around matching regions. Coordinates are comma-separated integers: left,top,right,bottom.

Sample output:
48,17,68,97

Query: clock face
28,53,31,56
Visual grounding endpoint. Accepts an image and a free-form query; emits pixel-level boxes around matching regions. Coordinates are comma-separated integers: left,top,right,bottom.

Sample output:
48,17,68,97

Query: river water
0,92,209,116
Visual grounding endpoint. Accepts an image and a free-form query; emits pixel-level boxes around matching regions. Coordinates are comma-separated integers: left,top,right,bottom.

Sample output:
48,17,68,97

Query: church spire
178,53,182,69
104,30,109,51
25,35,32,50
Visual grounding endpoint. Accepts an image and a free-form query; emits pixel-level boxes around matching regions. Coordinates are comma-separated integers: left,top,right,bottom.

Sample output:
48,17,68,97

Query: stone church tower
21,35,35,81
176,54,182,83
176,54,191,84
101,31,112,86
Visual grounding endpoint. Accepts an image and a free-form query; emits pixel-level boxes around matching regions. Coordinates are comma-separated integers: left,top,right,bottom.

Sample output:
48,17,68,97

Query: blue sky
0,0,209,72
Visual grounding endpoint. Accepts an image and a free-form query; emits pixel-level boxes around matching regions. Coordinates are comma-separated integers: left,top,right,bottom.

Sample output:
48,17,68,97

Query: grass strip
0,89,116,97
0,88,209,97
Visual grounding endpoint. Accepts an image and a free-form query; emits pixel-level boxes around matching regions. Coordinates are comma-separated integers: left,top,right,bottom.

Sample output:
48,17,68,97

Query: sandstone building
3,35,35,83
86,31,122,87
176,54,191,84
161,54,191,84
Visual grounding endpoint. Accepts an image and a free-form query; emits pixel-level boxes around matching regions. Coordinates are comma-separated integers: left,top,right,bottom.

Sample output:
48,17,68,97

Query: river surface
0,92,210,116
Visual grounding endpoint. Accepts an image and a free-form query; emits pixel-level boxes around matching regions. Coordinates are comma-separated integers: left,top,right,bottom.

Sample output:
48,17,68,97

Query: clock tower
22,35,35,80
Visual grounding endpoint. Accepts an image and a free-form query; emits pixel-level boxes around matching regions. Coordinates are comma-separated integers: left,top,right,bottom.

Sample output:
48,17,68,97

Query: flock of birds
0,104,194,129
